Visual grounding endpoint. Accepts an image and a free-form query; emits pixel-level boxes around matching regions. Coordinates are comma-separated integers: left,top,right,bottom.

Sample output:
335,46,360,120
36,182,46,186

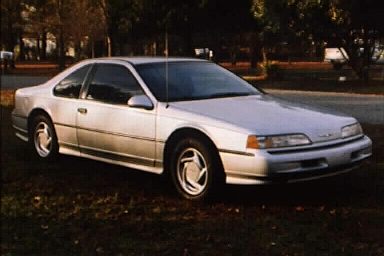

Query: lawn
1,103,384,255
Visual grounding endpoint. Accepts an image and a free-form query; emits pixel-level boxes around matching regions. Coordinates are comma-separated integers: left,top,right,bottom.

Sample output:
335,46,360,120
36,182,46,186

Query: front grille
267,135,364,155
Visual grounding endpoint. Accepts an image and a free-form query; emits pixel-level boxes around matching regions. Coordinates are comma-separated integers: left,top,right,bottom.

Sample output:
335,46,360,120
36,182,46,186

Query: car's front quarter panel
155,102,372,185
155,103,258,171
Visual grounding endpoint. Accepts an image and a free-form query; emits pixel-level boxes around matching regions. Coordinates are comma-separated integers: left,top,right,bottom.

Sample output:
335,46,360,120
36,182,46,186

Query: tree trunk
6,15,15,52
91,40,95,58
58,28,65,70
250,44,264,68
36,36,41,60
57,0,65,70
249,33,264,68
41,31,47,60
107,36,112,57
19,33,25,61
75,40,81,61
361,26,370,82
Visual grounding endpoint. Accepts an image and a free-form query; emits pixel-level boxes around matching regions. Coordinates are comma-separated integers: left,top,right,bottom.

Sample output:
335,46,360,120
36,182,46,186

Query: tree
65,0,107,60
250,0,290,67
255,0,384,80
24,0,107,66
102,0,143,55
1,0,24,60
24,0,52,60
325,0,384,80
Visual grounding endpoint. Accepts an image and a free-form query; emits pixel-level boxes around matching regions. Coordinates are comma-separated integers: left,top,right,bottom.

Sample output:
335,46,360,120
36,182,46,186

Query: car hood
170,95,357,143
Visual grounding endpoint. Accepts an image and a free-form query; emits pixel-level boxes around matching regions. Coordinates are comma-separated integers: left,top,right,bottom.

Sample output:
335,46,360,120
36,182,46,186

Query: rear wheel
30,115,58,160
170,137,223,200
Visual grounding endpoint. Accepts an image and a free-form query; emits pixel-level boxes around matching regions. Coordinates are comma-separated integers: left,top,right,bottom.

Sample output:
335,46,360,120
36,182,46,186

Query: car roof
95,56,207,65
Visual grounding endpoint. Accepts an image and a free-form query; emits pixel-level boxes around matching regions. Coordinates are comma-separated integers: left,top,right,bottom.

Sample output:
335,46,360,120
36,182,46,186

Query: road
1,75,50,89
266,89,384,125
1,75,383,124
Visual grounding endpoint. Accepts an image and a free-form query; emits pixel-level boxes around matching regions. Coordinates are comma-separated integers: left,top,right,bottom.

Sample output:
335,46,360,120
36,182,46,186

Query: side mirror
128,95,154,110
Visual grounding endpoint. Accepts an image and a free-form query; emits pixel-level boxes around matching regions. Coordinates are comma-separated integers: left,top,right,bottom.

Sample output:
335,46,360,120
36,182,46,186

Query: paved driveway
266,89,384,125
1,75,50,89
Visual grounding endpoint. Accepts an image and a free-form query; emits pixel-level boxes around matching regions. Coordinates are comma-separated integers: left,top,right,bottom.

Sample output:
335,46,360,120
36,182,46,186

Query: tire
29,114,58,160
170,137,223,201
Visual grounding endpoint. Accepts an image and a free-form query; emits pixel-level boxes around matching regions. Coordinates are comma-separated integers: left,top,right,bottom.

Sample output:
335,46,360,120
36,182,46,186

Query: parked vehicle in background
372,46,384,64
324,48,348,70
0,50,14,73
194,48,213,60
324,45,384,69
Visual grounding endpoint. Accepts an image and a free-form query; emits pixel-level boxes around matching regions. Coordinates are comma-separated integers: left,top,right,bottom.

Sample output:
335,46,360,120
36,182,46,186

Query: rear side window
54,65,90,98
86,64,144,104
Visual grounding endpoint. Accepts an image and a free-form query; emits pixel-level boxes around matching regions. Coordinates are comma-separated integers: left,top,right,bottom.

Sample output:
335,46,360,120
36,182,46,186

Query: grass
225,62,384,95
1,103,384,255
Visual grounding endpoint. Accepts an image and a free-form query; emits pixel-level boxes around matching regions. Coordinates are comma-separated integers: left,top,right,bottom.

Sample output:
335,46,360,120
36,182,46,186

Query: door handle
77,108,87,114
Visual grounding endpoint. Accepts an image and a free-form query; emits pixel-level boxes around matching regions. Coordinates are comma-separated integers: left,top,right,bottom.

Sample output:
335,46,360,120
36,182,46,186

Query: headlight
341,123,362,138
247,134,311,149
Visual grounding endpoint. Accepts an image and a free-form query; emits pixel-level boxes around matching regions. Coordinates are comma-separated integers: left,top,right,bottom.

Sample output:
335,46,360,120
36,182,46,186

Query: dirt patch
0,89,15,107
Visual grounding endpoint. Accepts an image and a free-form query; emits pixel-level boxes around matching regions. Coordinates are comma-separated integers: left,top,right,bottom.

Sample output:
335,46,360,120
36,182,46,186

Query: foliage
1,0,384,79
0,90,16,107
324,0,384,80
1,0,24,52
289,0,383,79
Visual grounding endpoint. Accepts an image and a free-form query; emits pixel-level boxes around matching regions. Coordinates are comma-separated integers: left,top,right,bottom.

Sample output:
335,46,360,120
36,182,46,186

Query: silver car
12,57,372,200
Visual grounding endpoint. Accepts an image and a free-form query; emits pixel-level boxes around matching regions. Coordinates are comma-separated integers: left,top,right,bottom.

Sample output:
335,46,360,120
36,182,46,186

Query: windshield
135,61,261,102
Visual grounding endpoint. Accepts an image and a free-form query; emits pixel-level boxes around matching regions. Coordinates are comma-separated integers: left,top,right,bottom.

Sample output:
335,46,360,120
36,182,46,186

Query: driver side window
86,64,144,105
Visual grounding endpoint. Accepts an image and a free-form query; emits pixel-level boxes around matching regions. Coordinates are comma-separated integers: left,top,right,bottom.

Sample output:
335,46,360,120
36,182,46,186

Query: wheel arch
163,127,224,175
27,108,54,134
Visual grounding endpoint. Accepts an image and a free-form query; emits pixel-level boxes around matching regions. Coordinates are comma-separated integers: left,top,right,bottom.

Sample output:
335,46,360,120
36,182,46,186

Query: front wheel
170,137,223,200
30,115,58,160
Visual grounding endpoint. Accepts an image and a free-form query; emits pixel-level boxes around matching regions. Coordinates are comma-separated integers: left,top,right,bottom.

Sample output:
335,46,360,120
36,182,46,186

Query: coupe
12,57,372,200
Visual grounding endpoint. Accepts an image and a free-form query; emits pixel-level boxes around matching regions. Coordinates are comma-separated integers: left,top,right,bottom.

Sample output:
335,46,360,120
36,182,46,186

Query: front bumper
220,135,372,185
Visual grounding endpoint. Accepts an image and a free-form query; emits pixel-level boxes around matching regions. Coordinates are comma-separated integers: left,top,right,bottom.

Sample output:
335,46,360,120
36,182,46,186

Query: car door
76,62,156,167
51,64,92,155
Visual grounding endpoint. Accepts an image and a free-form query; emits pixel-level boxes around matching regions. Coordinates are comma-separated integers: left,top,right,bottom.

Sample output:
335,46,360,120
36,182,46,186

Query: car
0,50,13,60
324,46,384,69
372,46,384,64
194,48,213,60
324,48,348,69
0,50,14,71
12,57,372,200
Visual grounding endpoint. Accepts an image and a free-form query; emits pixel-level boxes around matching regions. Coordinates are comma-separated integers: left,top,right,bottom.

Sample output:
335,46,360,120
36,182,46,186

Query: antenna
165,29,169,108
